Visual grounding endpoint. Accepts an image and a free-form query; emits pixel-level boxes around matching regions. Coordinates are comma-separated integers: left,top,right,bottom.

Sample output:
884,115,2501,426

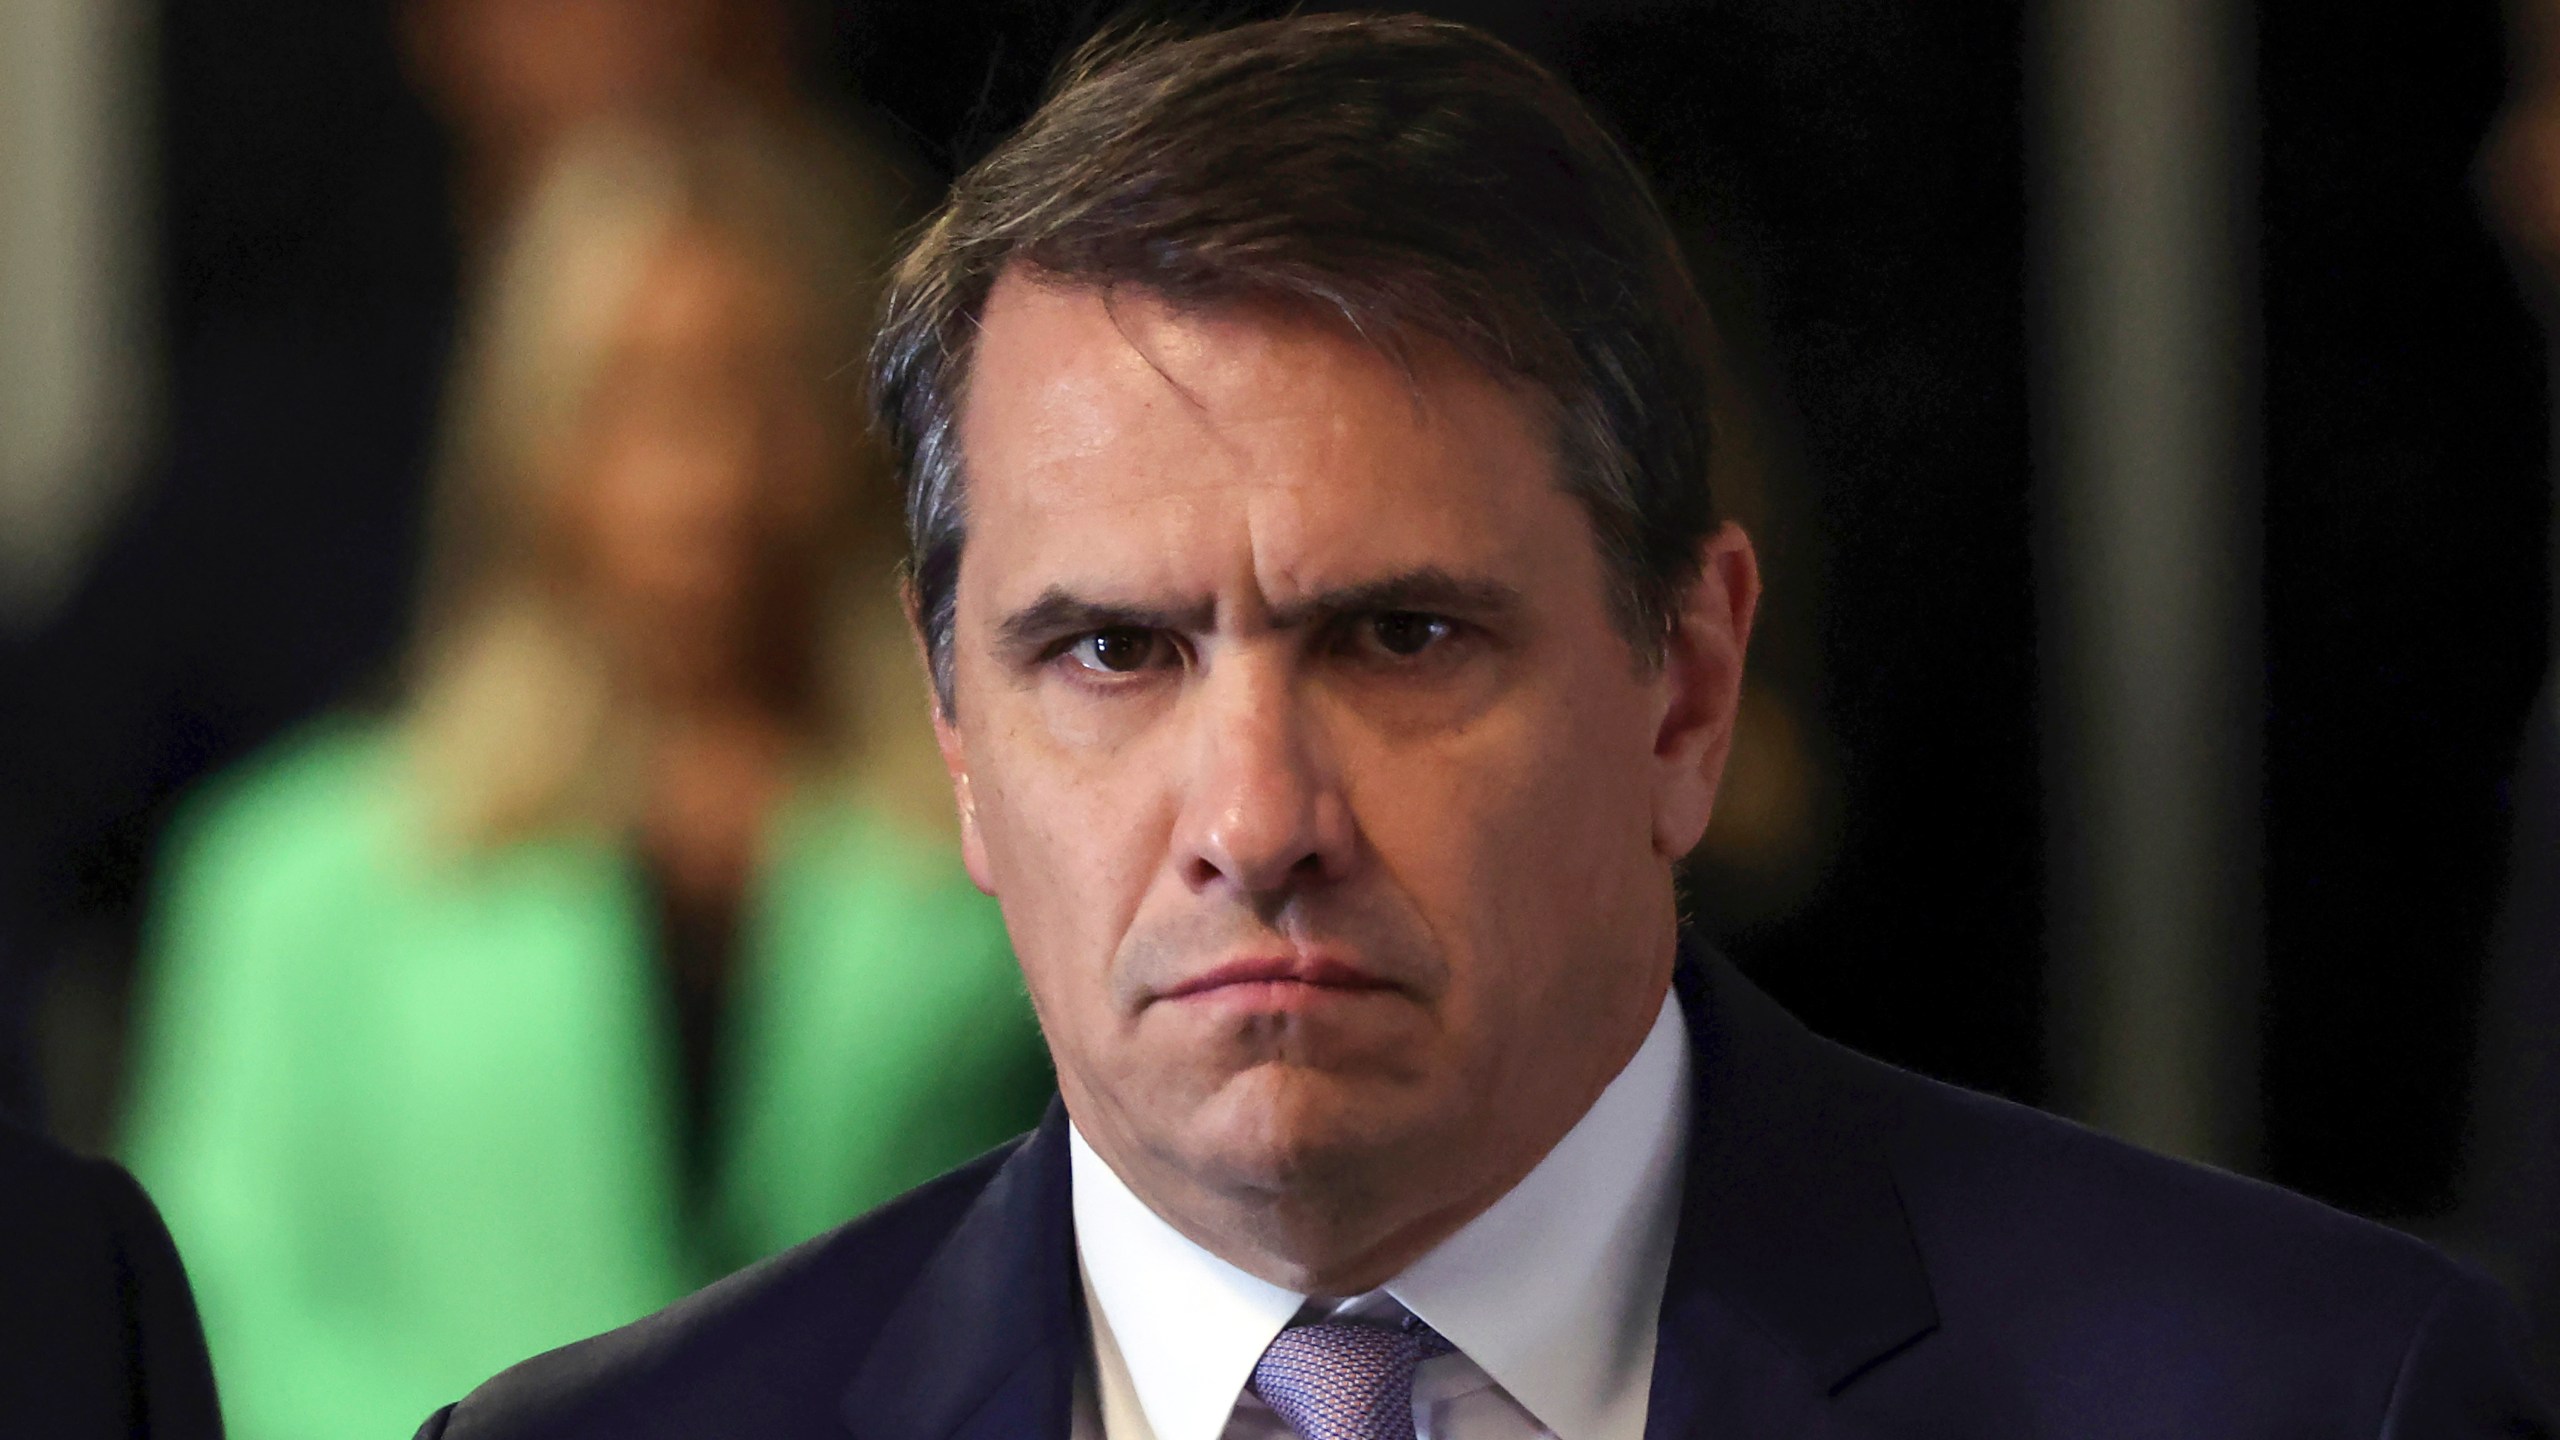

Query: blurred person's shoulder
0,1120,222,1439
414,1122,1044,1440
766,781,1013,968
768,784,988,917
774,784,973,894
151,715,414,918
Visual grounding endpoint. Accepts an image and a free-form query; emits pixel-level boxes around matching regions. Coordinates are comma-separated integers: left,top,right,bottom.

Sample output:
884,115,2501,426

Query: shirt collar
1070,989,1691,1440
1070,1127,1300,1440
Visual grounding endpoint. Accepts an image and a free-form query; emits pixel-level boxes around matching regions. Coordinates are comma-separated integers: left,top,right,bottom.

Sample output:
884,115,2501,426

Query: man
0,1118,222,1437
420,16,2552,1437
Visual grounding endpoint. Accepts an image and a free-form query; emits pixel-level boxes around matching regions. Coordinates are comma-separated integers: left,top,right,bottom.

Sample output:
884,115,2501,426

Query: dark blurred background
1,0,2552,1415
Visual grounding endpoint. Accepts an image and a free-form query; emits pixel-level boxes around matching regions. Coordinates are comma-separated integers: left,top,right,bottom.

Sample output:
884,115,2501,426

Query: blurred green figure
121,110,1050,1440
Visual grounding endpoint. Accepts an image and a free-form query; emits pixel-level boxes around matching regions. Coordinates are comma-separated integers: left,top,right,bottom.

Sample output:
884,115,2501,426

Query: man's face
940,274,1753,1272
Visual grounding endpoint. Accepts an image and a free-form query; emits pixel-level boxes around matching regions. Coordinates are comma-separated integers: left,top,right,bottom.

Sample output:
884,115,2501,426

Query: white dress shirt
1068,991,1692,1440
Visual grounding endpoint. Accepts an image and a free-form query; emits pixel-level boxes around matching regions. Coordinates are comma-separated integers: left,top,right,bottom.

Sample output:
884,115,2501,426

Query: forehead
953,273,1573,603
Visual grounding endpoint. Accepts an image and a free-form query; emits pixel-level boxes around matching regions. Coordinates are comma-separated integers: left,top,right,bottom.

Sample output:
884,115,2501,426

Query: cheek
1030,674,1180,755
1341,670,1659,976
963,712,1181,1004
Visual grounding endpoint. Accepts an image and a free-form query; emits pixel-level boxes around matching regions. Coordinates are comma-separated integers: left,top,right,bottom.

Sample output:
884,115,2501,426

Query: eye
1063,627,1172,674
1365,611,1455,658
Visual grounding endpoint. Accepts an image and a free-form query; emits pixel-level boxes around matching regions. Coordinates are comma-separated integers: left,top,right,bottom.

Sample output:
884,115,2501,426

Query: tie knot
1249,1318,1452,1440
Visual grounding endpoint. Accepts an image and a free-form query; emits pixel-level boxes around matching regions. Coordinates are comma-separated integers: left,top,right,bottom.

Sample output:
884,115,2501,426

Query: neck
618,610,824,732
630,695,805,913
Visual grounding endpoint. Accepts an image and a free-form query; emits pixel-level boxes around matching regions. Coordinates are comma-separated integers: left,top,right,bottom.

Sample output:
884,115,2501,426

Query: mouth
1155,953,1401,1006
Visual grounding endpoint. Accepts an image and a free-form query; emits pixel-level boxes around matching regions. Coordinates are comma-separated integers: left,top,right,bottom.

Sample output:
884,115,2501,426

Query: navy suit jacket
419,949,2552,1437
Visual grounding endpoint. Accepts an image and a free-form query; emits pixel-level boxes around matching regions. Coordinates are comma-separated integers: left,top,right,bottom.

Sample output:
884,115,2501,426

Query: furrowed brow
993,587,1218,662
1266,568,1525,630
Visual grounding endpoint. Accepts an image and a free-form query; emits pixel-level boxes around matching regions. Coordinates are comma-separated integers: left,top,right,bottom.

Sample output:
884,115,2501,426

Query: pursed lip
1156,953,1398,1002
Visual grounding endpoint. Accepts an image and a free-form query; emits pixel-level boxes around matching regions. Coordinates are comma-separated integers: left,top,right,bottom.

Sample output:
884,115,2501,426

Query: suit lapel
1645,945,1941,1438
839,1103,1083,1440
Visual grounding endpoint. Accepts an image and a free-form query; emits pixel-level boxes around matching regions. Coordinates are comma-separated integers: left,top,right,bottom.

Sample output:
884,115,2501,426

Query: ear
933,708,996,895
1651,522,1761,860
907,575,997,895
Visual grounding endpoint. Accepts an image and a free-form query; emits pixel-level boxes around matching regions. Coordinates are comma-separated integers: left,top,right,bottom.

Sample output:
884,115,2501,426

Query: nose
1176,652,1358,900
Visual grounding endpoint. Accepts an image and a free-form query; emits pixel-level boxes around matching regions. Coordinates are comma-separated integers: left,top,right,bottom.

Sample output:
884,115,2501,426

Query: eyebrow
992,566,1525,662
995,592,1219,660
1265,568,1524,631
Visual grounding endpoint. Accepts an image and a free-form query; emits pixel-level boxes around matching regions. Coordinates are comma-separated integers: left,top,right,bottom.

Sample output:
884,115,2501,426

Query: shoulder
3,1126,203,1277
766,795,1010,959
0,1124,221,1439
1871,1049,2451,1293
0,1120,122,1250
422,1138,1022,1440
156,717,407,900
140,719,419,1016
1844,1043,2517,1401
772,792,977,897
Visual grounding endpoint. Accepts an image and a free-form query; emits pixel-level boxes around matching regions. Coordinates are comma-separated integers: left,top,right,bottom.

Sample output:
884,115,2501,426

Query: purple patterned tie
1249,1317,1455,1440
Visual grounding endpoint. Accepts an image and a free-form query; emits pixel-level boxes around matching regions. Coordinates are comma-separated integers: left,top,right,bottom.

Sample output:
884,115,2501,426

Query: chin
1183,1061,1436,1195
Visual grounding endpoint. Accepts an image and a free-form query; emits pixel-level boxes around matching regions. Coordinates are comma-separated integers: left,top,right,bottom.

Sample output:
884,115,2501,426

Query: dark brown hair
870,12,1722,709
